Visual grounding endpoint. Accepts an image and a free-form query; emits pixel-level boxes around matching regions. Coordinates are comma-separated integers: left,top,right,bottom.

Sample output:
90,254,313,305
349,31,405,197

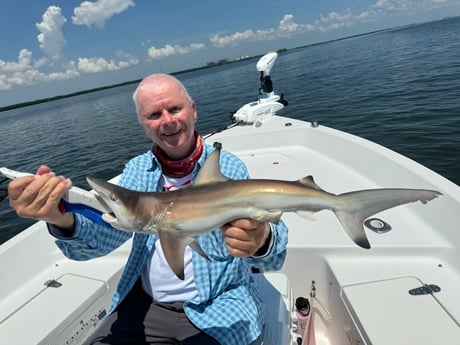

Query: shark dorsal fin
297,175,325,191
194,144,228,186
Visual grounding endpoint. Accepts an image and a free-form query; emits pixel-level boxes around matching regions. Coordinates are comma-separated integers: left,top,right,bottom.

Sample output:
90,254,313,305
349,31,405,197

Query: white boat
1,53,459,345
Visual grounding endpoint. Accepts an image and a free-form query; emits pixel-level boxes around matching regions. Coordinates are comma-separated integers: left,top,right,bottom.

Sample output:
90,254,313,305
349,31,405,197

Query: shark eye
110,194,118,202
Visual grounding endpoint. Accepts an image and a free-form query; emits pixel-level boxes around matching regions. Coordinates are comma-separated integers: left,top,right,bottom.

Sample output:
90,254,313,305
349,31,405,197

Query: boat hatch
342,277,460,344
0,274,107,345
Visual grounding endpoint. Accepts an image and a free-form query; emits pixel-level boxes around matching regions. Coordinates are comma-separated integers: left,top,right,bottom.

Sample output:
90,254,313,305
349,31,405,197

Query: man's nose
162,111,176,124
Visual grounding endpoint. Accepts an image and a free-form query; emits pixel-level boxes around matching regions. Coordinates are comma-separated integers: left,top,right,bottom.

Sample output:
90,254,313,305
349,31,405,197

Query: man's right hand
8,165,75,230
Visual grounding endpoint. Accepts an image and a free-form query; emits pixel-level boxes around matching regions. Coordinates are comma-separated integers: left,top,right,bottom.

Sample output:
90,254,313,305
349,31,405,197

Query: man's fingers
7,175,36,200
229,218,258,231
33,175,68,214
36,165,52,175
222,225,258,257
9,172,71,220
221,219,271,257
17,173,56,206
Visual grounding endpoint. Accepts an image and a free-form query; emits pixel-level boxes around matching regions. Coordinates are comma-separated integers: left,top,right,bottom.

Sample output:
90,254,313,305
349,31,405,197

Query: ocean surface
1,17,459,244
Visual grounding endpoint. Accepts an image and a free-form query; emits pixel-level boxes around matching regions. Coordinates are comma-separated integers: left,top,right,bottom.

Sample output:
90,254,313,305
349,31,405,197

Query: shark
86,144,442,279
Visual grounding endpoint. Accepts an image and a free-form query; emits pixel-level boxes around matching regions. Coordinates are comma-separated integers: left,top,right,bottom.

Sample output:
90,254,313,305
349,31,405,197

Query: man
8,74,288,345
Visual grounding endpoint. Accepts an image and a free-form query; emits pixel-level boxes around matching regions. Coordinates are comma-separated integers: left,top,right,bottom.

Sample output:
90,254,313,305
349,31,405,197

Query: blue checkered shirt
52,142,288,345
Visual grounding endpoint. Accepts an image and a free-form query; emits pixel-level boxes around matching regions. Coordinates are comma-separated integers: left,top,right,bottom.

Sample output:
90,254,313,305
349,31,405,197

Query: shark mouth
101,212,117,224
93,194,117,221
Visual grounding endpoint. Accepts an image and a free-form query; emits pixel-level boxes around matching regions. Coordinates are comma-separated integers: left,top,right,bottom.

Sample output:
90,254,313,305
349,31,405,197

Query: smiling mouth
163,131,180,137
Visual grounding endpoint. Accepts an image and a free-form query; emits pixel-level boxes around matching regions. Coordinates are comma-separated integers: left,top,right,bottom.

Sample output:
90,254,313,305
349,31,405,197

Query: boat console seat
253,272,293,345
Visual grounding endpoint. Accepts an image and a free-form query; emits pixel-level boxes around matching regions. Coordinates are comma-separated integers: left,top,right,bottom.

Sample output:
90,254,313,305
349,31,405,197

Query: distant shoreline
0,58,256,113
1,18,448,113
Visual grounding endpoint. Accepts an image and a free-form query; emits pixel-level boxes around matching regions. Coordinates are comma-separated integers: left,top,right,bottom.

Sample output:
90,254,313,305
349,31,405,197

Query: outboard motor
232,52,288,124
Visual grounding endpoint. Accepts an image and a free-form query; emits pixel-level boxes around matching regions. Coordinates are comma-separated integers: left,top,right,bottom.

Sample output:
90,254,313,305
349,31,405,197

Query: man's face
136,79,197,160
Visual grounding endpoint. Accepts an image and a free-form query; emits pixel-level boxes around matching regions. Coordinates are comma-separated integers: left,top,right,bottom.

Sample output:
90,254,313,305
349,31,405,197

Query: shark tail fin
334,188,441,249
334,210,371,249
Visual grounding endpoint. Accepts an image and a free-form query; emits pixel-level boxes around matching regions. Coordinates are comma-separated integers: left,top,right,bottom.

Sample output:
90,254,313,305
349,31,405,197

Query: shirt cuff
47,222,76,239
252,224,274,258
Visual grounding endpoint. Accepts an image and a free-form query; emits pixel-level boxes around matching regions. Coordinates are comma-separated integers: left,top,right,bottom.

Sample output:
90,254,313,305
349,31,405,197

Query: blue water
1,17,459,244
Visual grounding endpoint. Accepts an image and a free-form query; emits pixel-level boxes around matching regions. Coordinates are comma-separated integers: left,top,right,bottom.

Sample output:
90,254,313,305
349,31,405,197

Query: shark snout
86,177,107,194
86,177,117,214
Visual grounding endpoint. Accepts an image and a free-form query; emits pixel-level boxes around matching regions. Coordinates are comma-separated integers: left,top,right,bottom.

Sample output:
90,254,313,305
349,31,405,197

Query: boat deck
1,114,459,344
208,115,460,344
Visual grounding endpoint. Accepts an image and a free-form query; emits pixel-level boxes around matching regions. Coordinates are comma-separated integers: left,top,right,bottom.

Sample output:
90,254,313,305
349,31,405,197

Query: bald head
133,74,192,115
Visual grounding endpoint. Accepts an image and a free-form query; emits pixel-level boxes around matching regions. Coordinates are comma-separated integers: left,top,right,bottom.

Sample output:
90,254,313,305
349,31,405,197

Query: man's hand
8,165,74,230
221,219,271,257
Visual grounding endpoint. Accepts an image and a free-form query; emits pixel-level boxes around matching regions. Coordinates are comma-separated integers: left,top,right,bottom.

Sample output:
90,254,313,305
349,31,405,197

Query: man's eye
147,112,161,119
169,106,181,114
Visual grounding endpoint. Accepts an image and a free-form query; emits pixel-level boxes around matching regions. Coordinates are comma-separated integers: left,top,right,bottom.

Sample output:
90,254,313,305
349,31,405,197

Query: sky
1,0,459,106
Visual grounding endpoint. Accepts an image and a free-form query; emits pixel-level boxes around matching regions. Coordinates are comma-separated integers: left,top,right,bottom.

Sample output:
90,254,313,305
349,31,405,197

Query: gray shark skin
86,146,442,279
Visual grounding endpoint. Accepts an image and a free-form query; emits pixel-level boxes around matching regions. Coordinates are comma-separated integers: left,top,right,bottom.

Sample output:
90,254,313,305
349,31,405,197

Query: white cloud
77,53,139,73
209,14,316,48
1,0,456,93
0,49,34,74
72,0,135,28
147,43,206,60
371,0,412,12
0,49,80,90
0,49,139,90
0,4,140,91
0,51,139,90
44,69,81,82
210,14,309,48
0,49,43,89
36,6,67,63
314,9,368,32
209,0,457,48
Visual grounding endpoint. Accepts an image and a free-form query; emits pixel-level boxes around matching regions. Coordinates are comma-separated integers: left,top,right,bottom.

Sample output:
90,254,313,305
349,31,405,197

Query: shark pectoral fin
188,239,211,261
334,211,371,249
252,210,283,224
157,230,188,280
296,210,317,221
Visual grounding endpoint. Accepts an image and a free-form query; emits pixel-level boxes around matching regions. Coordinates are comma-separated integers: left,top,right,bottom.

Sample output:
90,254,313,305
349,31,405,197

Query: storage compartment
342,276,460,344
0,274,107,345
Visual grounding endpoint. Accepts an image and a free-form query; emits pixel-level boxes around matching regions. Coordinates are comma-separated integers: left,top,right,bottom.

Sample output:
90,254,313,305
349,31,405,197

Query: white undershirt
141,174,199,302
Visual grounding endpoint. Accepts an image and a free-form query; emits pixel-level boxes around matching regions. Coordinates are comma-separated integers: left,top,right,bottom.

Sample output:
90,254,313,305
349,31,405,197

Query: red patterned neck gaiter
153,131,203,178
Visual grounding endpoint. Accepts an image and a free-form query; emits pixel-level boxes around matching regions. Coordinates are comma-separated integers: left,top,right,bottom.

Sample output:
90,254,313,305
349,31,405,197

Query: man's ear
192,102,197,122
